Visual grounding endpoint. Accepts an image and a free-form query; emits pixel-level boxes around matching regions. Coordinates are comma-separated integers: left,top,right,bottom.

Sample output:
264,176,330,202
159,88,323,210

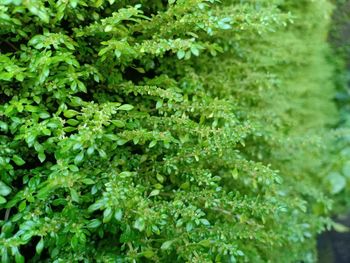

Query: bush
0,0,340,262
328,0,350,213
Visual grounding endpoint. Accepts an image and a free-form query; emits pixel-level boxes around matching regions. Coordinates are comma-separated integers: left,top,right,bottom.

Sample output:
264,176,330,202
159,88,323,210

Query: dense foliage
0,0,343,262
327,0,350,213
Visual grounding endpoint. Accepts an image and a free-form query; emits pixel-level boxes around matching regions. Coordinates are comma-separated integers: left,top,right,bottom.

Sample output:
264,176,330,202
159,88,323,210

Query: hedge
328,0,350,213
0,0,342,262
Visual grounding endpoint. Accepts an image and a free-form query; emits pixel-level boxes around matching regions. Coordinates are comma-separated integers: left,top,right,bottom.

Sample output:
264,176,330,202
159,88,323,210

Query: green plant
0,0,342,262
325,0,350,214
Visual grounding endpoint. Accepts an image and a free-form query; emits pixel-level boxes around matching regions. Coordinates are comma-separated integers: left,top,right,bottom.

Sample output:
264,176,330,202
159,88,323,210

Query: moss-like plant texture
0,0,341,262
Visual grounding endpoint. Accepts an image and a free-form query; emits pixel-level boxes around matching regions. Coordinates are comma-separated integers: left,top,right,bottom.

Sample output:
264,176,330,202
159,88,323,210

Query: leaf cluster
0,0,343,262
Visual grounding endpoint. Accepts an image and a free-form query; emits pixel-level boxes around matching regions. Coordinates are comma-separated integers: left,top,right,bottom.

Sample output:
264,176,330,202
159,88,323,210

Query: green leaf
333,222,350,233
177,50,185,59
218,17,232,30
36,238,44,255
37,186,52,200
103,207,113,223
67,119,80,126
119,171,133,178
143,250,154,259
38,10,49,23
0,196,6,204
71,234,79,250
186,222,193,232
1,248,9,263
198,239,211,247
200,218,210,226
70,189,80,203
327,172,346,194
111,120,125,128
77,81,86,92
82,178,95,185
87,146,95,155
104,25,113,32
26,134,36,146
14,252,24,263
39,112,50,119
63,110,79,118
156,100,163,109
134,218,145,231
0,121,8,132
134,67,145,73
180,181,190,190
185,50,191,60
38,152,46,163
190,46,200,56
74,151,84,164
156,174,164,183
12,155,25,166
87,219,102,228
161,240,174,250
69,165,79,172
114,209,123,221
18,200,26,212
149,189,160,197
0,181,11,196
63,127,77,132
149,140,157,148
88,202,104,213
118,104,134,111
98,149,107,158
114,50,122,58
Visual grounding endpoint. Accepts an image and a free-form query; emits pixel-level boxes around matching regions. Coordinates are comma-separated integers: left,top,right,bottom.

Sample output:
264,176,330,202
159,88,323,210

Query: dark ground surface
318,215,350,263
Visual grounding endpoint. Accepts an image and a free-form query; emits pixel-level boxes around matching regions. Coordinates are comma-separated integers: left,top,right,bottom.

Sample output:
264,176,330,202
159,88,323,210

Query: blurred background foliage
317,1,350,263
326,0,350,214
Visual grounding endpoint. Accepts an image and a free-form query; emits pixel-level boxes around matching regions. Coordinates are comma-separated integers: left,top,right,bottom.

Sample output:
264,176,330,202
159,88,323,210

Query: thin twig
4,208,11,221
5,41,19,51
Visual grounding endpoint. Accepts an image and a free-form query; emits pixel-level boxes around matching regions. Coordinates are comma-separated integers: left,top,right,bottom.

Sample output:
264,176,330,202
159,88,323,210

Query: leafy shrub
327,0,350,213
0,0,341,262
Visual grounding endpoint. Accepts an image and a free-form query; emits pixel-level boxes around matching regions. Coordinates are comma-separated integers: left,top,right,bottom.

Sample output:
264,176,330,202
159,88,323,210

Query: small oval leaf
118,104,134,111
36,238,44,255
